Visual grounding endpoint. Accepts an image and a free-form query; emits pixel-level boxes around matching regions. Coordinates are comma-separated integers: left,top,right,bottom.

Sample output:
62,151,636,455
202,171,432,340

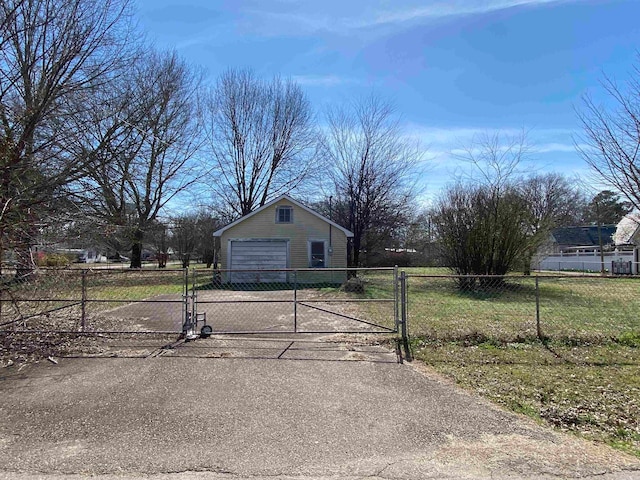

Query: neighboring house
535,217,640,274
75,248,108,263
35,246,108,264
544,225,617,254
213,195,354,283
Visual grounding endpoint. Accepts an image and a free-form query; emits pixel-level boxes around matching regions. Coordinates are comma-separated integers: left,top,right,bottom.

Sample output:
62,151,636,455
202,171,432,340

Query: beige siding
218,199,348,271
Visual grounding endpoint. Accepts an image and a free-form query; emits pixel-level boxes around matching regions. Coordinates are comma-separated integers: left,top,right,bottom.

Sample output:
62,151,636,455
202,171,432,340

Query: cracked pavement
1,336,639,479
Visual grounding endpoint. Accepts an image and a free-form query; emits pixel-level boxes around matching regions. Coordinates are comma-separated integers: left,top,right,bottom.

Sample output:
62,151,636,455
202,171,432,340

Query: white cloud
404,124,578,152
290,74,361,87
404,125,525,145
535,142,581,154
402,124,588,191
370,0,575,27
243,0,580,36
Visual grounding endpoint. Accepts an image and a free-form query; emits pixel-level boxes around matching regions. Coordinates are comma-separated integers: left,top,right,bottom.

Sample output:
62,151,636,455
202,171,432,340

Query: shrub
36,253,71,267
342,277,365,293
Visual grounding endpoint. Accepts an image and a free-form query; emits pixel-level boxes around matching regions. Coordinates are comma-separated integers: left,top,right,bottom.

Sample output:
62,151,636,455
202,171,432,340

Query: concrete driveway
1,335,639,480
88,289,395,334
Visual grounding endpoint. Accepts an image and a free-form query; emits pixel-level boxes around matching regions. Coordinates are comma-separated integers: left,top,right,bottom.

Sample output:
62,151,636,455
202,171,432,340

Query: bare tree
400,210,441,266
194,211,224,268
433,183,531,287
169,214,198,268
453,130,532,191
519,173,586,274
433,132,537,283
0,0,133,274
320,95,422,267
576,62,640,211
203,68,317,217
74,49,203,268
168,210,223,268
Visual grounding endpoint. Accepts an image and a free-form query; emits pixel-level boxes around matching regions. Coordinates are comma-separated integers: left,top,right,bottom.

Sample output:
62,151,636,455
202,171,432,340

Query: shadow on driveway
52,333,402,364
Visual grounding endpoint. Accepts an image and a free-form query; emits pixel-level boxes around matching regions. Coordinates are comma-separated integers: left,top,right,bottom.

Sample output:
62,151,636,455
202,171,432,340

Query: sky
134,0,640,202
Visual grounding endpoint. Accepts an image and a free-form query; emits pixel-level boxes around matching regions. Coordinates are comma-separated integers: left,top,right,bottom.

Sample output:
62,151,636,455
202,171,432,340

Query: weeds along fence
404,274,640,345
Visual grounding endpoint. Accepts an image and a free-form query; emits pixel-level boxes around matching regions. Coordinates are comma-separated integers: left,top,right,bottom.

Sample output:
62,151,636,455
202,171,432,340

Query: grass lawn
85,269,186,301
413,340,640,457
359,267,640,457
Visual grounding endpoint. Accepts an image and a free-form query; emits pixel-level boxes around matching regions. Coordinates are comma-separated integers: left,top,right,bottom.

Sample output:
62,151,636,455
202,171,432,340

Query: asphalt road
1,336,639,480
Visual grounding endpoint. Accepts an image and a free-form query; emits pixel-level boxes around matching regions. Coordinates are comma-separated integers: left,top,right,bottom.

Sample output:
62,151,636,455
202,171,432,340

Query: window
310,241,325,268
276,206,293,223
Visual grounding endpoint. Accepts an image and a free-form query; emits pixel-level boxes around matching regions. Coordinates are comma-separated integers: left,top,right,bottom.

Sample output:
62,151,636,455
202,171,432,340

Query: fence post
0,256,3,329
393,265,399,331
535,276,543,341
81,269,87,332
191,268,197,331
182,268,189,336
400,270,412,362
293,270,298,333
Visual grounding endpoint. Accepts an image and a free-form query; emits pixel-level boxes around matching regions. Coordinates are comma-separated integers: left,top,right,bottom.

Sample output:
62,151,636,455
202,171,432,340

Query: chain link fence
1,267,84,332
83,269,187,333
0,267,398,336
404,274,640,344
191,267,397,334
0,268,187,334
6,268,636,351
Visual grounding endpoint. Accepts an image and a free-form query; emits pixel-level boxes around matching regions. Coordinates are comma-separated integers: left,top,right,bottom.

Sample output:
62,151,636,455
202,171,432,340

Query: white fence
534,250,638,274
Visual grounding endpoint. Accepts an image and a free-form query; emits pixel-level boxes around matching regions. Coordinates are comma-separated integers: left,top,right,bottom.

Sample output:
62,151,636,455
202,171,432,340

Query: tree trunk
130,229,143,268
348,237,360,278
523,255,532,275
203,250,213,268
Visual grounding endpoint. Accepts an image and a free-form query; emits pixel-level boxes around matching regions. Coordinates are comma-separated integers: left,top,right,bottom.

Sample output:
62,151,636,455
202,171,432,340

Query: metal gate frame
183,267,405,341
0,266,410,360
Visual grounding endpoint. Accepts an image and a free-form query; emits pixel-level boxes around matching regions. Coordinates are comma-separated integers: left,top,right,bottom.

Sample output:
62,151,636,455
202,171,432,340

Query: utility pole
596,200,605,275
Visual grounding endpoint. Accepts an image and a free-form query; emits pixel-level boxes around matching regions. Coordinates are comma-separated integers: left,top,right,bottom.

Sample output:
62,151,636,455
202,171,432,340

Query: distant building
545,225,617,254
535,216,640,274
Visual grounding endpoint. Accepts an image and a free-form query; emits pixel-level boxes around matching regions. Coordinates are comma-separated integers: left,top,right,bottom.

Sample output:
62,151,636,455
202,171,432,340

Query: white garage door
229,240,288,283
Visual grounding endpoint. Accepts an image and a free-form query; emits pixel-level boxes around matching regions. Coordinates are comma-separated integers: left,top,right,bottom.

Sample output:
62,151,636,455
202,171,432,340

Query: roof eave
212,194,354,238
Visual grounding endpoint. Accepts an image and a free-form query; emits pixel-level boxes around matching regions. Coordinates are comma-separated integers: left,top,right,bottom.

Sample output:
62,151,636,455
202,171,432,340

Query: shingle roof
551,225,617,247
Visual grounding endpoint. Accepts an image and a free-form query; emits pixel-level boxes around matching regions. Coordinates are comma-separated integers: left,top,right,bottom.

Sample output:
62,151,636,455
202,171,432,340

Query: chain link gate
1,266,410,360
182,267,404,341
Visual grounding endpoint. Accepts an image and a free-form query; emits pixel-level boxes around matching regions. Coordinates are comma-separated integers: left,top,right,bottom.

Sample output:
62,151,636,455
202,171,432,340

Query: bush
36,253,71,267
342,277,365,293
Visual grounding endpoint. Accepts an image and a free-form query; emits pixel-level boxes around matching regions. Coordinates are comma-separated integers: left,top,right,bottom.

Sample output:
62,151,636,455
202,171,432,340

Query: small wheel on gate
200,324,213,339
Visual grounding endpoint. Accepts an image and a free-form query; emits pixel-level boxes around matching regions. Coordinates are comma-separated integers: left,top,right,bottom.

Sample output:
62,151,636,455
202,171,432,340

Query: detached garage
228,240,288,283
213,195,353,283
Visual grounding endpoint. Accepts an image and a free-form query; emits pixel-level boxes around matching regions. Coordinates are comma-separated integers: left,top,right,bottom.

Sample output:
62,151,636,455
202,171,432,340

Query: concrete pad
1,345,639,480
88,290,395,335
168,336,399,363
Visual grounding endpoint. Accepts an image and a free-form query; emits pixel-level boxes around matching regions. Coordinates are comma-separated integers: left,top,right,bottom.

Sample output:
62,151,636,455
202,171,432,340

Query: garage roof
213,195,354,238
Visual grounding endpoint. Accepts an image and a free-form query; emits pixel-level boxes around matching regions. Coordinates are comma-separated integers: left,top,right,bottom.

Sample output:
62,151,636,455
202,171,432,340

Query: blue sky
135,0,640,201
